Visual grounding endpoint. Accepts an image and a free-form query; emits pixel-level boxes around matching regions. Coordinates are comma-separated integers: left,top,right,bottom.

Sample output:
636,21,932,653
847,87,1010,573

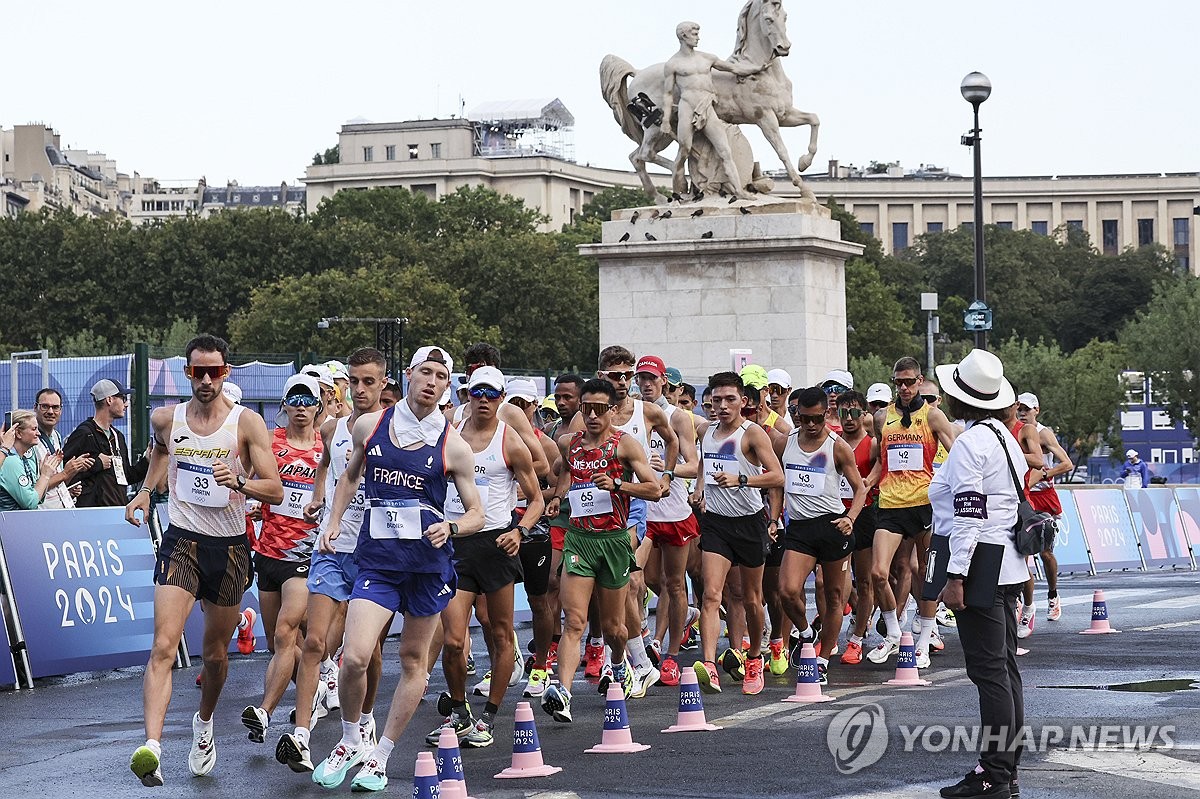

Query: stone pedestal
579,197,863,386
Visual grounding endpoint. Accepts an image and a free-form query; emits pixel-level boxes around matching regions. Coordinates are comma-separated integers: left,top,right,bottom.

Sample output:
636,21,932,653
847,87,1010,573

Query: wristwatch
738,474,749,489
613,478,624,492
235,474,247,493
663,470,675,481
449,522,460,538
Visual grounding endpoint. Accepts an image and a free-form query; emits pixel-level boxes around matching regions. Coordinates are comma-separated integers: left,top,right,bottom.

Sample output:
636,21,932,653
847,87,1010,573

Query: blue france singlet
355,406,453,574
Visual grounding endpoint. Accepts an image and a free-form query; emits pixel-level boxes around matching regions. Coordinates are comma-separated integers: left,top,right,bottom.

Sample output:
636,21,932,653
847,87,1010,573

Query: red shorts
647,516,700,548
1028,488,1062,516
550,523,566,551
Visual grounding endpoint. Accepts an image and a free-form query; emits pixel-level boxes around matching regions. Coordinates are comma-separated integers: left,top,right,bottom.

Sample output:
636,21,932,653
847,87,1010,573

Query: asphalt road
3,570,1199,798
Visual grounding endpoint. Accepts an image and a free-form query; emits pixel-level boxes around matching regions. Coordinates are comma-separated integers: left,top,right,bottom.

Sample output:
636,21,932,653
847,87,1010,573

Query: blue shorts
307,552,358,602
350,566,457,618
629,498,648,542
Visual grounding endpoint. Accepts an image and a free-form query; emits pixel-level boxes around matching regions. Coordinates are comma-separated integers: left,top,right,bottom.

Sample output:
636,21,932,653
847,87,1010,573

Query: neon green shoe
130,745,163,787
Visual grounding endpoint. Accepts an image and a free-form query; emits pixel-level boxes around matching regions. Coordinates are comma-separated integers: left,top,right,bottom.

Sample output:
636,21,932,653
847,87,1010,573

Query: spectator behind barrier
32,387,93,508
63,379,150,507
0,410,65,510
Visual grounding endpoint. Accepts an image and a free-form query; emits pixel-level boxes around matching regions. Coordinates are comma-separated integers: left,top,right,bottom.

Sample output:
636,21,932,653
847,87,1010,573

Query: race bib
887,443,924,472
785,463,825,496
368,498,423,540
445,477,489,520
175,461,230,507
276,478,314,519
839,475,854,500
344,486,367,528
704,452,738,485
568,481,614,518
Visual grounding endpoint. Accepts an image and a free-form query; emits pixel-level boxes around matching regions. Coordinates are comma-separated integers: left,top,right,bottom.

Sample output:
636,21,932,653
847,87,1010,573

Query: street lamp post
316,316,409,391
961,71,992,350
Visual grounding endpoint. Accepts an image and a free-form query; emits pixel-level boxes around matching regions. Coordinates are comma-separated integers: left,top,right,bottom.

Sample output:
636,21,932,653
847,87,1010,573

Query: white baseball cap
866,382,892,404
506,379,538,403
439,386,452,406
283,373,322,400
324,360,349,381
1017,392,1039,409
222,382,243,404
1126,449,1138,458
766,368,792,389
467,366,506,392
301,364,336,389
409,345,454,374
822,369,854,390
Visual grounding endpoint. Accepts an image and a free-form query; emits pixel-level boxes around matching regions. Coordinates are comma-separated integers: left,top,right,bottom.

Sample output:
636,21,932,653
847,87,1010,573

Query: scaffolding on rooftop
467,98,576,162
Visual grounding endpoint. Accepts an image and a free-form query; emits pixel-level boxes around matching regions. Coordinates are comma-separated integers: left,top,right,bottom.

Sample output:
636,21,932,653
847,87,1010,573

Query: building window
926,221,943,233
961,221,973,234
997,221,1013,230
1137,218,1154,246
1066,220,1083,231
1122,371,1146,406
408,144,419,159
430,142,442,158
362,146,373,162
1152,410,1174,430
1031,220,1048,235
1102,219,1119,255
1174,218,1191,270
385,145,396,161
892,222,909,252
859,222,874,236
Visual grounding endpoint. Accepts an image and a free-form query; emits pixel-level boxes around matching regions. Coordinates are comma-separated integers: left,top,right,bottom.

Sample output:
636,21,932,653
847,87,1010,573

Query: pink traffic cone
886,632,932,686
585,684,651,753
436,727,478,799
662,667,722,732
494,700,562,778
1080,590,1120,634
783,642,835,704
412,751,439,799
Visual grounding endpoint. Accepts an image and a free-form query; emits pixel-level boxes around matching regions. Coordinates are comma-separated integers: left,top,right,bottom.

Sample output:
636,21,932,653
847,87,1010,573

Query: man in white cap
1121,449,1150,490
1016,392,1073,623
821,369,854,434
866,383,892,412
766,368,792,417
304,365,343,423
64,379,150,507
222,382,243,405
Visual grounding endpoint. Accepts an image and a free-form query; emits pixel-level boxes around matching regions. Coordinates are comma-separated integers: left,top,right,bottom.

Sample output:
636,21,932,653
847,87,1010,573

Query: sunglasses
823,384,848,396
893,377,920,388
740,406,758,419
185,364,228,380
921,394,940,404
768,384,789,396
838,407,865,419
788,408,826,425
509,397,533,410
581,401,613,417
469,387,503,400
284,394,321,408
601,370,635,383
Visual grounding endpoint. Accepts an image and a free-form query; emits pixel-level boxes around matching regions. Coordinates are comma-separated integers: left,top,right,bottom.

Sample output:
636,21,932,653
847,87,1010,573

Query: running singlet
877,402,937,509
167,402,246,537
566,430,629,533
701,421,764,517
515,427,548,514
1028,422,1063,515
326,415,367,554
647,404,691,524
782,431,845,519
840,435,877,508
446,420,515,529
257,427,323,561
356,406,451,574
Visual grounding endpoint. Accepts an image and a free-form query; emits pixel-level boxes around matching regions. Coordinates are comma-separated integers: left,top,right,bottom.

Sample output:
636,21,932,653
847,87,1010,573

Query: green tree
1121,276,1200,441
849,355,892,393
312,145,339,165
845,258,919,364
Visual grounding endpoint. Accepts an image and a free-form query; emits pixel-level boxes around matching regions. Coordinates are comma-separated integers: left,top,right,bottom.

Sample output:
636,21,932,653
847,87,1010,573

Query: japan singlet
257,427,323,561
567,430,630,533
357,406,451,574
877,401,938,509
701,421,764,518
168,402,246,537
326,415,367,554
446,420,516,529
782,431,845,520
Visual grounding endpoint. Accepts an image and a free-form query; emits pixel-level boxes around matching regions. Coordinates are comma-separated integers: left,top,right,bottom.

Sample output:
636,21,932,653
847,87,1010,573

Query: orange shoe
236,608,257,655
742,655,765,695
583,642,604,679
840,639,863,665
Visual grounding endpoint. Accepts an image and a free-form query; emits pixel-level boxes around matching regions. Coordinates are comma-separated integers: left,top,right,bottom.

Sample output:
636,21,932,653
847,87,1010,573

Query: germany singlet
566,430,630,533
168,402,246,537
877,402,937,509
326,415,367,554
357,406,452,574
257,427,323,561
445,420,515,530
782,431,845,520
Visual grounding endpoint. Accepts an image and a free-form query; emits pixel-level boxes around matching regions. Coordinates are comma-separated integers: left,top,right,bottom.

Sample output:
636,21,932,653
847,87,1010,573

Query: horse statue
600,0,819,202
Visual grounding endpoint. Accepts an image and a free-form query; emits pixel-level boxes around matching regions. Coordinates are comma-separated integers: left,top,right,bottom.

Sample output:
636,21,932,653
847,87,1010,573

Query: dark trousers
956,582,1024,781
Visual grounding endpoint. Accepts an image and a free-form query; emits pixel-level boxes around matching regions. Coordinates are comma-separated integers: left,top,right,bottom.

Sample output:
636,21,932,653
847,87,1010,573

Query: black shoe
436,690,454,717
1009,778,1019,798
939,770,1011,799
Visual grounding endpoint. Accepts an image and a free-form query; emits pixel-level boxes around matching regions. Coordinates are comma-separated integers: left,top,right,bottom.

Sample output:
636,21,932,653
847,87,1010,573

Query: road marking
1129,594,1200,610
1129,619,1200,632
1044,750,1200,791
829,781,945,798
1056,588,1165,607
525,792,583,799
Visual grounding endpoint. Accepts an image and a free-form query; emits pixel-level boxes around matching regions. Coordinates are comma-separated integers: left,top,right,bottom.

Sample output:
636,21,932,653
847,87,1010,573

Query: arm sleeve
0,458,40,510
947,430,988,575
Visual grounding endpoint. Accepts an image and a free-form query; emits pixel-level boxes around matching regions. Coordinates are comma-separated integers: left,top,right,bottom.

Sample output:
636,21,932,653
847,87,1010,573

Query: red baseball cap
635,355,666,378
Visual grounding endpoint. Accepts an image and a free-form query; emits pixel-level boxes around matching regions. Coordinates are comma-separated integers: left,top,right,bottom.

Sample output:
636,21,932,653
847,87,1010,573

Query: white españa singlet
167,402,246,537
446,420,516,530
701,420,764,518
782,431,845,520
326,415,367,553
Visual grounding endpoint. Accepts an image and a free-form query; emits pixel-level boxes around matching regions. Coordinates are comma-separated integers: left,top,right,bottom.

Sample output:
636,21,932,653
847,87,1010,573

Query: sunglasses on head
468,387,502,400
838,407,865,419
601,370,635,383
284,393,321,408
893,377,920,388
509,397,533,410
581,401,613,417
185,364,228,380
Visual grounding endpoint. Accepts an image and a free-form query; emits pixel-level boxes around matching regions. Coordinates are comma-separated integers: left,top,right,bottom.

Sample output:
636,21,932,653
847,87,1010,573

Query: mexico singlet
840,435,877,509
1028,422,1063,515
446,420,516,530
877,401,937,509
168,402,246,537
783,430,845,519
701,421,764,517
326,415,367,554
257,427,323,561
357,406,451,574
647,404,691,524
567,430,630,533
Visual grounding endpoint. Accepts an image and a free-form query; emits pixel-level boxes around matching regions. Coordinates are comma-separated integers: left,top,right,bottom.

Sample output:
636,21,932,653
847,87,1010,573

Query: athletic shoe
313,678,329,722
605,661,634,699
237,608,257,654
939,768,1011,798
631,663,660,699
767,640,789,675
195,672,202,687
916,646,931,669
1016,612,1035,640
312,742,365,788
742,655,765,695
523,668,550,698
463,717,495,748
694,660,722,694
360,716,377,750
1010,776,1020,798
841,640,864,665
645,635,662,667
465,653,476,677
276,732,314,773
659,655,681,686
425,706,474,746
680,608,700,650
472,670,492,696
510,632,523,686
321,666,340,711
130,745,163,787
349,754,388,793
188,713,217,776
720,647,746,682
875,614,888,638
597,662,615,694
584,642,605,678
936,603,958,628
817,663,829,686
843,602,853,616
547,641,559,670
541,682,573,723
1047,597,1062,621
523,654,536,677
241,706,269,743
867,636,900,664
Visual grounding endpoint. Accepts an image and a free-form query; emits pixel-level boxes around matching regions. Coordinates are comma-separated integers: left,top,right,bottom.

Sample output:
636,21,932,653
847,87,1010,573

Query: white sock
625,634,651,670
320,657,336,676
194,712,213,732
1023,601,1037,619
883,609,901,639
145,738,162,758
359,711,373,726
295,726,310,747
849,634,863,646
589,636,604,648
340,719,362,748
371,736,395,767
816,656,829,668
915,616,936,652
237,613,251,630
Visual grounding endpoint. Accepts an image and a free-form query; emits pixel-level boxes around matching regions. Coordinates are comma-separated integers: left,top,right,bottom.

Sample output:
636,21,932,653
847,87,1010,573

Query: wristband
449,522,460,538
138,486,152,496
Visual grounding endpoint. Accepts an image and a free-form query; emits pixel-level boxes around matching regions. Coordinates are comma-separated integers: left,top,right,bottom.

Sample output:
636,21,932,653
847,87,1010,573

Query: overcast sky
8,1,1197,185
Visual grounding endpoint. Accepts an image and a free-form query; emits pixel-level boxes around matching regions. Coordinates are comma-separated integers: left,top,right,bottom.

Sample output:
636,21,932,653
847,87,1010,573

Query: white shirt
928,418,1028,586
